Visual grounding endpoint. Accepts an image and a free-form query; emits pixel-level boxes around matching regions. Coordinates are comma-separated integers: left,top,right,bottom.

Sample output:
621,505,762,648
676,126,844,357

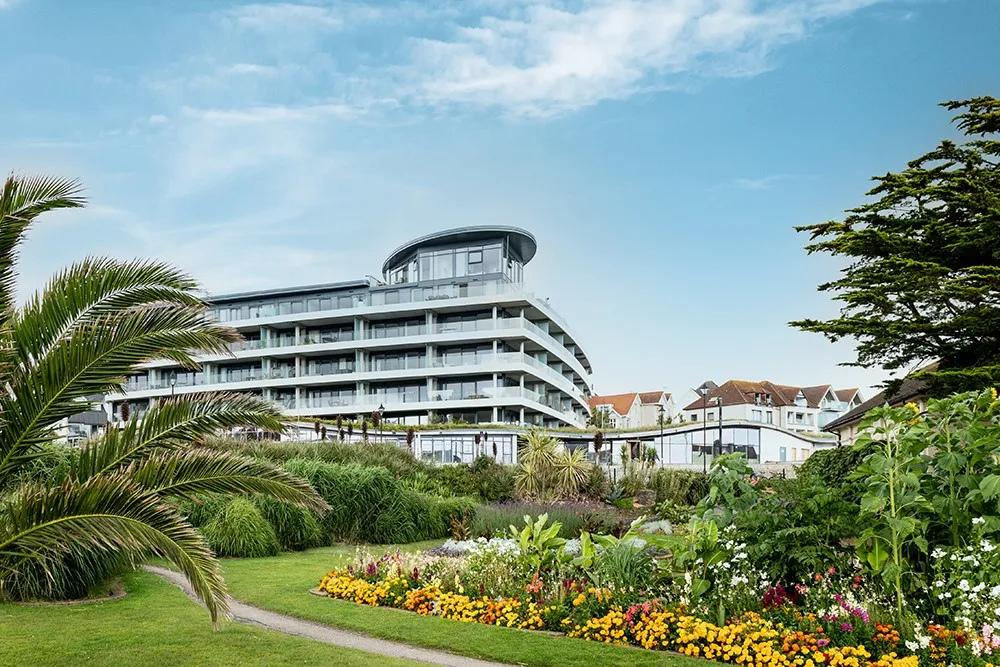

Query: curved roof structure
382,226,537,276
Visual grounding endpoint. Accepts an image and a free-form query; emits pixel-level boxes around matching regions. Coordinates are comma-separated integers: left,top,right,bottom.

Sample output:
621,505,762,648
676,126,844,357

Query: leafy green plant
653,499,692,525
855,405,930,624
672,518,728,606
907,389,1000,547
509,513,567,574
733,476,858,586
202,498,280,558
695,453,759,527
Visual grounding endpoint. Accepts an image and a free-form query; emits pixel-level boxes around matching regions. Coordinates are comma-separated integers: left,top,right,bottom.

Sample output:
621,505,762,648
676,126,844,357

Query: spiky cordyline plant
0,173,328,624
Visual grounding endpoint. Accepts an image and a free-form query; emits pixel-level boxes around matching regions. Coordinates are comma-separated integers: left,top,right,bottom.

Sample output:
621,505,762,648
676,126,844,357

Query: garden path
145,566,512,667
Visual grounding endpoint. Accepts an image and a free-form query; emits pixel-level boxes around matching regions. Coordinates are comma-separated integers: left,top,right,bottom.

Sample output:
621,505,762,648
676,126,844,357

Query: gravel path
144,566,512,667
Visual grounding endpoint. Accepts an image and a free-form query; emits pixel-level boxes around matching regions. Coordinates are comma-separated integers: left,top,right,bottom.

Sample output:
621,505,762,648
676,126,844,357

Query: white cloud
148,114,170,125
181,103,364,125
225,3,345,30
406,0,886,116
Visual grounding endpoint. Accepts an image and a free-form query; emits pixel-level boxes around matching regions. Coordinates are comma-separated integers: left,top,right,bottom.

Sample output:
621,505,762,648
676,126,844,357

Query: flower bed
318,567,927,667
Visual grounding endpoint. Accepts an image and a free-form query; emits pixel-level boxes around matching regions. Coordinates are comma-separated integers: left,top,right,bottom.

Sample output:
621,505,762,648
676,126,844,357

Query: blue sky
4,0,997,399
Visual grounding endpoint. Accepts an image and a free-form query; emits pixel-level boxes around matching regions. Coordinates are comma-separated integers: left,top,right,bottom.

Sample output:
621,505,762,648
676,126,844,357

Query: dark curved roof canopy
382,226,537,276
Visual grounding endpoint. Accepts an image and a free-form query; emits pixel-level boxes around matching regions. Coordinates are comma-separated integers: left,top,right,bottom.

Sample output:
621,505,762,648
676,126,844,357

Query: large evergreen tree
793,97,1000,396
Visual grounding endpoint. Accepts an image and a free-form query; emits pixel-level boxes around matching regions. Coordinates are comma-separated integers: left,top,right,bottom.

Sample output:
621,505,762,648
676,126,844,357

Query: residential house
681,380,864,445
822,377,927,446
588,391,675,429
588,393,642,429
638,391,676,426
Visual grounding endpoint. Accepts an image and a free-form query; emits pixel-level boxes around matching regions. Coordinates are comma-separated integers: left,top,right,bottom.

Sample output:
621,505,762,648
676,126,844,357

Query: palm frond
73,393,287,479
12,257,204,363
0,307,239,479
0,475,227,623
0,174,85,317
127,448,328,513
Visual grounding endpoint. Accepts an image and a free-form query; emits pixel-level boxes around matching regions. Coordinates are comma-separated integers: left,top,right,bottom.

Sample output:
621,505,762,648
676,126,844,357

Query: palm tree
552,448,591,498
0,174,327,624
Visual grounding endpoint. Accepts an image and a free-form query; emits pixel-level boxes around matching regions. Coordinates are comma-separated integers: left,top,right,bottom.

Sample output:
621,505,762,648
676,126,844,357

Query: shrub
177,494,231,528
580,465,610,500
649,468,709,506
202,498,280,558
284,459,473,543
250,495,325,551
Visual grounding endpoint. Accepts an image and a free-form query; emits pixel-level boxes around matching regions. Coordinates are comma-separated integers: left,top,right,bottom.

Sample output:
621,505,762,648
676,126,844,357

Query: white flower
919,636,931,649
935,581,945,588
960,580,971,591
983,540,996,553
975,583,987,593
932,548,946,559
905,641,920,651
974,517,987,525
991,586,1000,598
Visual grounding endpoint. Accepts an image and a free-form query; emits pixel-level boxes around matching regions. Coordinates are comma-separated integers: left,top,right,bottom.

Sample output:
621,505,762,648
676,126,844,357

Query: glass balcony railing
124,350,588,408
263,384,584,426
211,280,577,347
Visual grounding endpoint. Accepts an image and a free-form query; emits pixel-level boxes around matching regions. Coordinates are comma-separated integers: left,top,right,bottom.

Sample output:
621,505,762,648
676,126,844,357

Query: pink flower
817,639,830,648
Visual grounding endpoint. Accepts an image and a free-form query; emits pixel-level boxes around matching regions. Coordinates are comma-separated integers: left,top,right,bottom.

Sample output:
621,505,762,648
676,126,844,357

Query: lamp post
697,383,713,474
377,403,384,445
712,396,723,460
169,371,176,398
657,403,665,466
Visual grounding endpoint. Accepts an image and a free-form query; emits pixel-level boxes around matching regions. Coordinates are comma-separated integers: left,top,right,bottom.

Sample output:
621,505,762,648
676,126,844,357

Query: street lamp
377,403,384,445
697,383,713,473
656,403,665,466
712,396,723,460
169,371,177,398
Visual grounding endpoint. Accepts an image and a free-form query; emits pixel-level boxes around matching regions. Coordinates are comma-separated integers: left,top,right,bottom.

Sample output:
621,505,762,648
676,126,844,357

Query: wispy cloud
404,0,888,117
156,0,889,119
181,103,364,125
224,3,345,30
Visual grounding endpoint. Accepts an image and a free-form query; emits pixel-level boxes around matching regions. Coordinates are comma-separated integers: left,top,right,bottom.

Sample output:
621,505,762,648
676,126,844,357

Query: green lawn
222,543,715,667
0,571,419,667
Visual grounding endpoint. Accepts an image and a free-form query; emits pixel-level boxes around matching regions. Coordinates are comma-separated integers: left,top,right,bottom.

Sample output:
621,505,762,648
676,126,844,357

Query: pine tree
793,97,1000,395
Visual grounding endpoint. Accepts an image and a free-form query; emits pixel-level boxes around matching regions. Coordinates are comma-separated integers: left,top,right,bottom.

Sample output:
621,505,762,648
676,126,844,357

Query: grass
222,542,717,667
0,571,419,666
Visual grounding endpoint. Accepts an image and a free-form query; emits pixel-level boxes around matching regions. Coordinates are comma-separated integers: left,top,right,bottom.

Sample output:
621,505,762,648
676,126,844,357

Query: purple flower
817,639,830,648
841,622,854,632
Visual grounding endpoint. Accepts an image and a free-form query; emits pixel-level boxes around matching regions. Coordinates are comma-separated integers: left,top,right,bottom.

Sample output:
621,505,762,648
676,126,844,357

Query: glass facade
387,241,524,286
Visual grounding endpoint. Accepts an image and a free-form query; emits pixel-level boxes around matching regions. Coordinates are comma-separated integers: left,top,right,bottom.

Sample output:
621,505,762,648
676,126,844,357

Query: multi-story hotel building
115,227,594,428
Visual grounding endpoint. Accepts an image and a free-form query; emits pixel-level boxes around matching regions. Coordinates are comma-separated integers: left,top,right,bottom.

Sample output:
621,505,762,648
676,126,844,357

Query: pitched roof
589,393,641,417
835,388,860,403
682,380,777,411
822,378,927,433
801,384,834,409
638,391,671,405
681,380,848,411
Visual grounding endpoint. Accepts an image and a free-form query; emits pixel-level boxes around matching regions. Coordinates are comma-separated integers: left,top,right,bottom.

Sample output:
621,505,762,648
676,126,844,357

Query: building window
707,411,714,421
766,411,773,424
751,409,762,422
690,413,698,421
779,447,787,462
